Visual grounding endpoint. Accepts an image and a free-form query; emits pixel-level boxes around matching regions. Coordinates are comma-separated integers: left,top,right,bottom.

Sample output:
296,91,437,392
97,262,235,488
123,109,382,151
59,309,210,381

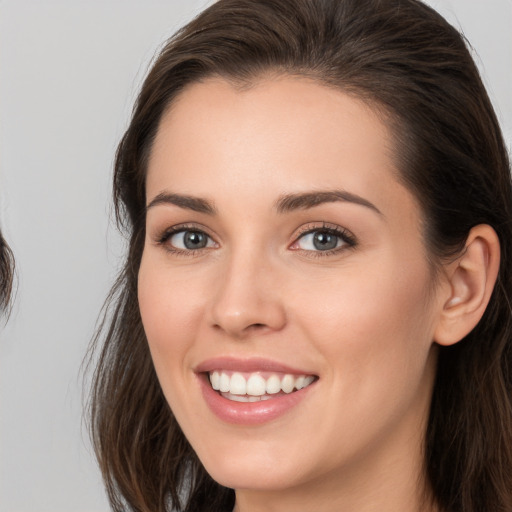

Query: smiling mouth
208,370,317,403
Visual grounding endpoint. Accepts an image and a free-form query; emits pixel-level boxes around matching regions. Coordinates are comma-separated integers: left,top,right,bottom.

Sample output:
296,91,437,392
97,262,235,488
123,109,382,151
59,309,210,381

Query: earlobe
434,224,500,346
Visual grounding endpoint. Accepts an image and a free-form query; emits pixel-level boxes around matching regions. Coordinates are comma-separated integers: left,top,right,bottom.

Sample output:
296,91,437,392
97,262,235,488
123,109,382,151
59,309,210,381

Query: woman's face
139,77,446,499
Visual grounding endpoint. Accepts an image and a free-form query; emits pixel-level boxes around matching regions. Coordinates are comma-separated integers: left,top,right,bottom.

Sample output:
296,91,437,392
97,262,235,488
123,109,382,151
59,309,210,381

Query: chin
197,444,309,492
206,467,301,493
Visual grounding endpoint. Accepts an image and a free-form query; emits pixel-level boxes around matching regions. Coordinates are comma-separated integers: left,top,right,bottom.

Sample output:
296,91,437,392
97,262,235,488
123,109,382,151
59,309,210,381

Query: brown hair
88,1,512,511
0,230,14,313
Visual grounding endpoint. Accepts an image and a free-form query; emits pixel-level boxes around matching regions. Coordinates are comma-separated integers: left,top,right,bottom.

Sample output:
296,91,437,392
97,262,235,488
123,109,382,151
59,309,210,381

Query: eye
159,227,217,252
290,225,356,254
172,230,212,249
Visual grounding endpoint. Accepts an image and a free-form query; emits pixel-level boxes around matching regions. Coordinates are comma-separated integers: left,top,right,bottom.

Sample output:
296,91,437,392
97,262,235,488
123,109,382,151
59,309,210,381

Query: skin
138,76,450,512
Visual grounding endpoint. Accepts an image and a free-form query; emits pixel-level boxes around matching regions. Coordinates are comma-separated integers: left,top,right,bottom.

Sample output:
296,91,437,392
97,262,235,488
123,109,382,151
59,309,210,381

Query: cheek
284,261,437,460
137,255,212,430
137,256,205,369
291,253,436,385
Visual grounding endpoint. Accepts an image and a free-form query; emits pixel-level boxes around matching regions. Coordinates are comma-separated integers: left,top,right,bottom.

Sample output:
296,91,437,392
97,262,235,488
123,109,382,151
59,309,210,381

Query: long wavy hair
0,230,14,314
88,0,512,511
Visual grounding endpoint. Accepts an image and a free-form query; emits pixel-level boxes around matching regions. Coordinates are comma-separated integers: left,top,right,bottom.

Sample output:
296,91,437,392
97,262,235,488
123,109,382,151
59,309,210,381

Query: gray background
0,1,510,511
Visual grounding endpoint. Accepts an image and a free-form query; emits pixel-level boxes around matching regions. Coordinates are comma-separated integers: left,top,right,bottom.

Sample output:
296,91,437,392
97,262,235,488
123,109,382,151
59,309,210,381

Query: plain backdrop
0,1,510,511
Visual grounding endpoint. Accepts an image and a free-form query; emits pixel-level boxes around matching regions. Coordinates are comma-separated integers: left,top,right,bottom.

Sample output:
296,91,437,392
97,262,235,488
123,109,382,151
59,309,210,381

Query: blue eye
165,229,216,251
294,227,355,252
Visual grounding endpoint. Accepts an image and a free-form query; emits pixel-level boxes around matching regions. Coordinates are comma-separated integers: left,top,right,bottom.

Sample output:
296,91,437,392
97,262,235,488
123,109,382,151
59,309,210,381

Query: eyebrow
146,189,381,216
275,190,382,215
146,192,217,215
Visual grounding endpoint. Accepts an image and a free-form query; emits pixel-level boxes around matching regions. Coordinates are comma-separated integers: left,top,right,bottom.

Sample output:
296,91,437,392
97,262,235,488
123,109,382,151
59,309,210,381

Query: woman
88,0,512,511
0,230,14,313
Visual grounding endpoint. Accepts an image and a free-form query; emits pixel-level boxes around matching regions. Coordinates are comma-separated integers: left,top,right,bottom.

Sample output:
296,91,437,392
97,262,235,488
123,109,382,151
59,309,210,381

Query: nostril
245,323,271,333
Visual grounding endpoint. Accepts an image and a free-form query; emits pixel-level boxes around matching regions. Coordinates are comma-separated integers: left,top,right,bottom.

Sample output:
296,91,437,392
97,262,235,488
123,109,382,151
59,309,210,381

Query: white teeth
281,374,295,393
230,373,247,395
303,375,315,387
210,371,220,390
219,372,230,393
227,393,250,402
247,374,267,396
221,393,274,402
208,370,316,398
266,375,281,394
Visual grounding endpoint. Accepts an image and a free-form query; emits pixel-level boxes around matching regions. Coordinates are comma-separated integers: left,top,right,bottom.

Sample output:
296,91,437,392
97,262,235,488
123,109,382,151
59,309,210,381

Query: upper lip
195,356,317,376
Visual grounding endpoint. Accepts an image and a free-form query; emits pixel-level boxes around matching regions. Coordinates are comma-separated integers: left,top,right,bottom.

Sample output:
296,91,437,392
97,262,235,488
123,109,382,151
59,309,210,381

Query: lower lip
198,374,316,425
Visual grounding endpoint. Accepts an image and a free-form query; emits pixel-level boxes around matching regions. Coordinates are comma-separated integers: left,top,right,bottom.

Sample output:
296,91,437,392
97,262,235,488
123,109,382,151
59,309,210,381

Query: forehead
146,76,409,217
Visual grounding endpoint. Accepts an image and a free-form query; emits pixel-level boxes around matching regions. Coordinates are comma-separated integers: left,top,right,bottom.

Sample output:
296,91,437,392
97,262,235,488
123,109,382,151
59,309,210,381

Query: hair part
88,1,512,511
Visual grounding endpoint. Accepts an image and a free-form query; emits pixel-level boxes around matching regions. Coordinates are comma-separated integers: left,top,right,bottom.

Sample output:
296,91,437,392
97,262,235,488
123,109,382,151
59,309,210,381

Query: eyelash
154,222,357,258
156,223,217,257
291,223,357,258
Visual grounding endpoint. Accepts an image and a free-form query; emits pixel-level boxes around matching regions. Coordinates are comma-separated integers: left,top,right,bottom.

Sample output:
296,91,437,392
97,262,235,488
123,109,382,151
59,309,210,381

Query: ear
434,224,500,346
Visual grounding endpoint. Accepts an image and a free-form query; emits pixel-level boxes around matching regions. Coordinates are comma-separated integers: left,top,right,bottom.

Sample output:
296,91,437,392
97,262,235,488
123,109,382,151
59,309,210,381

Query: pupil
313,231,337,250
184,231,207,249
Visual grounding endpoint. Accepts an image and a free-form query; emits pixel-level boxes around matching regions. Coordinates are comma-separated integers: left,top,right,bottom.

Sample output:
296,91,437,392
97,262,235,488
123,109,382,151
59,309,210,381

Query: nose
208,250,287,339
